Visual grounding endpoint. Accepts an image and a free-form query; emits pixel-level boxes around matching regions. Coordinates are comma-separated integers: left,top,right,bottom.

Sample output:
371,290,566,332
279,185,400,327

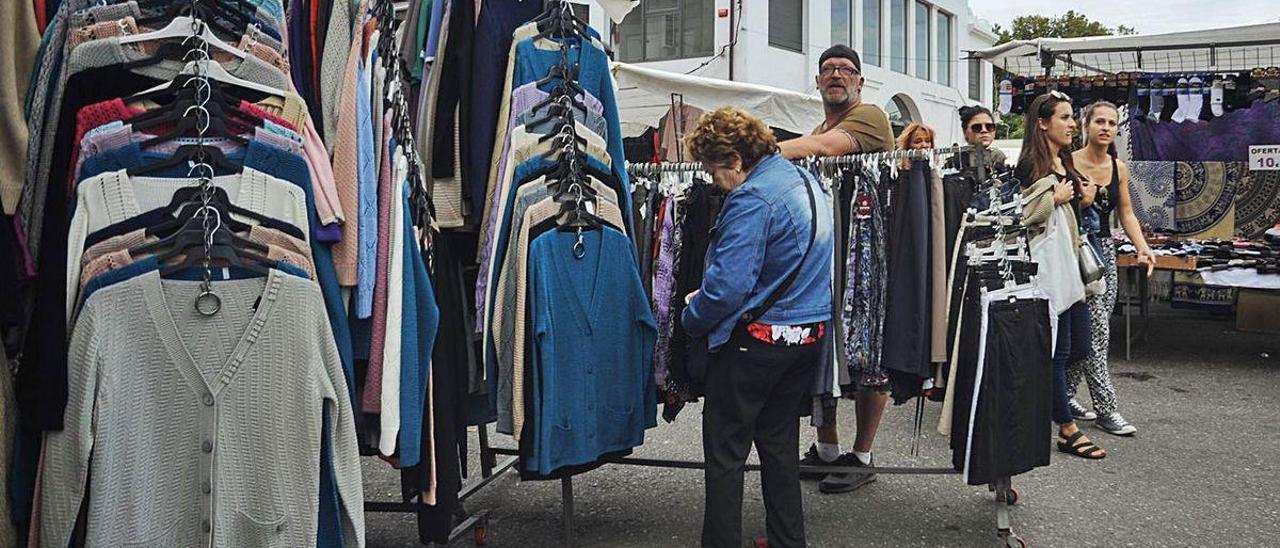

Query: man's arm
779,130,859,159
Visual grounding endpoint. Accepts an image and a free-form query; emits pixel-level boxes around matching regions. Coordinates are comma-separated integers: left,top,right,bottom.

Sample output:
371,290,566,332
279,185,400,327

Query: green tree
992,11,1136,45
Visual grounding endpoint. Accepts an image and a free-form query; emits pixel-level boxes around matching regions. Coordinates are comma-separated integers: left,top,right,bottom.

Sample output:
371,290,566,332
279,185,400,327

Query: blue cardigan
527,227,656,475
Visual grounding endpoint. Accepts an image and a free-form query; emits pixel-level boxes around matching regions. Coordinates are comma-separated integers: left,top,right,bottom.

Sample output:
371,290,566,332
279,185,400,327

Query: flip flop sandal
1057,430,1106,460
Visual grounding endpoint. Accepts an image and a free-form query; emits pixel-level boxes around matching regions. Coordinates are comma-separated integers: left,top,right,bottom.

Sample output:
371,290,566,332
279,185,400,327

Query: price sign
1249,145,1280,171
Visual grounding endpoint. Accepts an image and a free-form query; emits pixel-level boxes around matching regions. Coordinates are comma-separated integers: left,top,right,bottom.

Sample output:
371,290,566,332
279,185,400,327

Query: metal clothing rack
400,146,1029,548
624,144,976,176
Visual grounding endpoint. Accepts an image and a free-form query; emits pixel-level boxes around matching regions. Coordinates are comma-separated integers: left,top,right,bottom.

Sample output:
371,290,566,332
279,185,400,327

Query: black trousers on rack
702,326,822,548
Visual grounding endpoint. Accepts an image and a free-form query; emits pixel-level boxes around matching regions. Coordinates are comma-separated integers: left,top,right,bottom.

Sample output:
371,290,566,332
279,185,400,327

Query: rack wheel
1007,487,1020,506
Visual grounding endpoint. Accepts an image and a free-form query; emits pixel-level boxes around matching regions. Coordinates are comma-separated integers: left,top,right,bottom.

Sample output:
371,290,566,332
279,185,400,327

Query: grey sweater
41,269,365,547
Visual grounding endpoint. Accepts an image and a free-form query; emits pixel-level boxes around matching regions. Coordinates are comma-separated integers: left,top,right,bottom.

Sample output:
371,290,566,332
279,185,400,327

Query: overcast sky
968,0,1280,35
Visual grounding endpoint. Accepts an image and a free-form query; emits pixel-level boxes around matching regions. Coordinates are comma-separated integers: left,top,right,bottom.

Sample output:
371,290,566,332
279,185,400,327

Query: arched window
885,94,917,137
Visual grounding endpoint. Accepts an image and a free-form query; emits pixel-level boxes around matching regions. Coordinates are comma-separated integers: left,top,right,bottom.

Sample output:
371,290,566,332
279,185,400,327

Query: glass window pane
685,0,714,57
831,0,851,46
890,0,906,73
618,8,644,62
914,2,929,79
769,0,803,52
969,59,982,99
936,12,952,86
863,0,881,66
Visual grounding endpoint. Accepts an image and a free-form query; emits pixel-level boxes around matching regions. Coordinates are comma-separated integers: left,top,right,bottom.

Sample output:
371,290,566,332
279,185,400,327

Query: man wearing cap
782,44,894,496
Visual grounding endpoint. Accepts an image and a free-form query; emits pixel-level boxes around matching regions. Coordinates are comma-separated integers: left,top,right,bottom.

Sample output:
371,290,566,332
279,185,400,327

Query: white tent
970,22,1280,76
610,62,824,137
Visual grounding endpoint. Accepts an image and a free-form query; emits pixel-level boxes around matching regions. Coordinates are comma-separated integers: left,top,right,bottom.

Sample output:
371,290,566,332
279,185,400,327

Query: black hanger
128,144,243,176
128,82,265,128
157,241,274,277
136,112,251,150
535,64,585,95
137,186,300,239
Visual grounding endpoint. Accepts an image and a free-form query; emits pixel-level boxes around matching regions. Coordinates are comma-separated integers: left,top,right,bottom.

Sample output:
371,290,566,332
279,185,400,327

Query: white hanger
131,58,286,98
119,16,247,60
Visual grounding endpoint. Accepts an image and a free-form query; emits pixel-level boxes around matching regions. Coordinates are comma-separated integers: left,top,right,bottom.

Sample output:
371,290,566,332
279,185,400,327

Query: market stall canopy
970,22,1280,76
611,62,824,136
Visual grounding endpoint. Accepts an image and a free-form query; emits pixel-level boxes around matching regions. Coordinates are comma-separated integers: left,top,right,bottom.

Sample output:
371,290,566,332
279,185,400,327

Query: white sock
817,442,841,462
1149,79,1165,121
997,79,1013,115
1211,78,1225,116
852,451,872,465
1188,76,1204,121
1172,77,1189,122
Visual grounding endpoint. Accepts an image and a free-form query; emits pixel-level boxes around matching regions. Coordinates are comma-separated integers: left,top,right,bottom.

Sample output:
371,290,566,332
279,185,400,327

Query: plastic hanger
128,144,244,176
119,16,247,60
133,59,284,98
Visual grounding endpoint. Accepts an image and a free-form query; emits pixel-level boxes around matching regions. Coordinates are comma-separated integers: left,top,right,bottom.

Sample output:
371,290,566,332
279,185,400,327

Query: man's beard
822,86,856,109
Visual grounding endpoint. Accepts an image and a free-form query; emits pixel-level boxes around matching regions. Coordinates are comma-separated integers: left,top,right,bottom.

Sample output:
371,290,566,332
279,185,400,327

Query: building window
831,0,852,46
935,11,952,86
862,0,881,67
890,0,907,73
913,1,930,80
769,0,803,52
969,59,983,100
885,94,915,136
617,0,715,62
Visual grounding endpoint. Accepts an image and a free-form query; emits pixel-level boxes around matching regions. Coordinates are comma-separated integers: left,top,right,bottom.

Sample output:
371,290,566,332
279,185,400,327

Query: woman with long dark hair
1067,101,1155,436
1015,91,1106,460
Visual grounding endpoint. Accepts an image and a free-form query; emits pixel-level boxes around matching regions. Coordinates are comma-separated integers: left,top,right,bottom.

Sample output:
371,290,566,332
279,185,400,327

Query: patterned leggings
1067,236,1121,415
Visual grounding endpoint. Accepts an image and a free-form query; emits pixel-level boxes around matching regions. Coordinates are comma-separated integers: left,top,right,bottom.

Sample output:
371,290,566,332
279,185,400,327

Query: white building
571,0,999,147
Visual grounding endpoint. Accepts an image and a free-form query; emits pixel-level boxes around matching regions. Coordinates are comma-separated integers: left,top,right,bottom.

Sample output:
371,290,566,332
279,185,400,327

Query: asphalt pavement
362,313,1280,547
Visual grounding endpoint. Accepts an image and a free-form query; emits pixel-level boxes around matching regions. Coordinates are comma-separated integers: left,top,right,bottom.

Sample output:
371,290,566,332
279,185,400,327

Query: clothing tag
221,267,231,279
854,191,873,219
585,201,596,215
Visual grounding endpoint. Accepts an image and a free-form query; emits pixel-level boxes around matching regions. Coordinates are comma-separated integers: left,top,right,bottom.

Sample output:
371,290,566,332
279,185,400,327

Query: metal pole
561,477,576,547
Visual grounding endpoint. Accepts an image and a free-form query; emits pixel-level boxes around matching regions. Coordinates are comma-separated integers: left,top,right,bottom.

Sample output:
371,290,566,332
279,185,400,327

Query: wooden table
1114,254,1197,360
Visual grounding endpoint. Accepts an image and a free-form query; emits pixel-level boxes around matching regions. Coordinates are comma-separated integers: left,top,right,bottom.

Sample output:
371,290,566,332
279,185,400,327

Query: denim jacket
682,153,835,351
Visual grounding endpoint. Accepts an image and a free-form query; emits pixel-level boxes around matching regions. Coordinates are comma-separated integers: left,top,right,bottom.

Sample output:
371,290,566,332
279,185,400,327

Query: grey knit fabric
319,0,357,148
41,269,365,547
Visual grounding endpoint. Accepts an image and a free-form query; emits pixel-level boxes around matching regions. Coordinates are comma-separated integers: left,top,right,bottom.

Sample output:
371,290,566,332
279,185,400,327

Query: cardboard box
1235,289,1280,334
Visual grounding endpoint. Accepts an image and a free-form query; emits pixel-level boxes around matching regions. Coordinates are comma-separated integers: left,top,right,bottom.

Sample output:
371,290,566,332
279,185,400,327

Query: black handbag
684,166,820,396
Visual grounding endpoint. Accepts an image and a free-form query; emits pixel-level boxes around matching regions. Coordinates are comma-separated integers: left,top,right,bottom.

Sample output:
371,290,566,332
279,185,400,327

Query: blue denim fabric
682,154,835,351
1079,205,1106,259
1052,301,1092,424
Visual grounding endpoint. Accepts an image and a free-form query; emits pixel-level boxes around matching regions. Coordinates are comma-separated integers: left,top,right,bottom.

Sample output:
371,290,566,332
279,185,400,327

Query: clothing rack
625,144,976,176
424,145,1029,548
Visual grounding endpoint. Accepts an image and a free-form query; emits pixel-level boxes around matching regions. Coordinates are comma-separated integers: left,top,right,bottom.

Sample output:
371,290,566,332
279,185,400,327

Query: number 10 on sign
1249,145,1280,171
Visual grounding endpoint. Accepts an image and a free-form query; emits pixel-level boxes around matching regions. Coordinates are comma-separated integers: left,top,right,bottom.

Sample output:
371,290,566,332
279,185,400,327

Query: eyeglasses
819,66,859,77
968,123,997,133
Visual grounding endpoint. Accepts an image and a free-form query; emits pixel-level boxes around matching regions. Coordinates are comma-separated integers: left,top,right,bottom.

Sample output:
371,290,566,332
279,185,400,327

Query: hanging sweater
526,227,655,475
41,269,364,547
0,0,38,214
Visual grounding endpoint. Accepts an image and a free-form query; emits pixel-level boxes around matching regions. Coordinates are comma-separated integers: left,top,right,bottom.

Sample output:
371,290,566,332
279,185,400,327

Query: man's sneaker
799,445,856,480
1096,412,1137,436
818,454,877,494
1070,399,1098,421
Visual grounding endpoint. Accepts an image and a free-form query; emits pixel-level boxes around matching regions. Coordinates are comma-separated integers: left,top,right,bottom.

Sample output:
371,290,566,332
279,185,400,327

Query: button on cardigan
41,269,365,547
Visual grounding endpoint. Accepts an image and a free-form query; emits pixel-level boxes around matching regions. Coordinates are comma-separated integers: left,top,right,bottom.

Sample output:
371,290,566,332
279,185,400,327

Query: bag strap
741,165,819,323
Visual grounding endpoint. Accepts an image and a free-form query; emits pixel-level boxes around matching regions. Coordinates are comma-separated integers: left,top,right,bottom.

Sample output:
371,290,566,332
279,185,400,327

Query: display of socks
1148,78,1165,121
1172,77,1189,122
1210,77,1225,116
1188,76,1204,121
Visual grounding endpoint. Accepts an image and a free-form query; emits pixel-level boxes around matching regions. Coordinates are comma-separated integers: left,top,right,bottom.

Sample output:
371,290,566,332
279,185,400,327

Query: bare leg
816,413,839,444
851,390,888,453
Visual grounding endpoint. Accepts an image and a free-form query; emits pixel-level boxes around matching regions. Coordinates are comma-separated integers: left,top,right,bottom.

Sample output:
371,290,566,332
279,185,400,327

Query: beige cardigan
1021,173,1083,253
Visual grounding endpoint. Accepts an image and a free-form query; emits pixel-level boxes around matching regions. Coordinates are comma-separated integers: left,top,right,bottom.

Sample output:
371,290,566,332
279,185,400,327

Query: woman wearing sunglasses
944,105,1008,176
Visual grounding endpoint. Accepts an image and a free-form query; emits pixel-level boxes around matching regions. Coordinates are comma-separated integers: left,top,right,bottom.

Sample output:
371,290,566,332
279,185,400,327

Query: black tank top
1095,156,1117,229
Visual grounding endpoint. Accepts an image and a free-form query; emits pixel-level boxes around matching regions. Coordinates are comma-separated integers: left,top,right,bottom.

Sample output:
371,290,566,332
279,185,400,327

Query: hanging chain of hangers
185,0,222,316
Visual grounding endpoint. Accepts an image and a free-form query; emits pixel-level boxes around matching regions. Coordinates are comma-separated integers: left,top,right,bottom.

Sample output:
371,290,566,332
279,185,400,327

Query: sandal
1057,431,1106,460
